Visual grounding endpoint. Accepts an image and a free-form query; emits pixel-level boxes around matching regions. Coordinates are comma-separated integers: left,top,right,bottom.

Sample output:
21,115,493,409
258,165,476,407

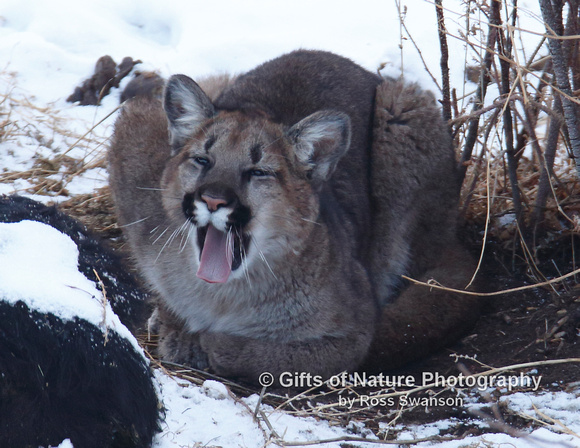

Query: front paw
154,304,210,370
158,327,210,370
199,333,249,378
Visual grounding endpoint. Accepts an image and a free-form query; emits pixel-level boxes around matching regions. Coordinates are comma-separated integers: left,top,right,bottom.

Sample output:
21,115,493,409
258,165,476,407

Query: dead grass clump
58,186,122,241
462,154,580,236
0,69,110,200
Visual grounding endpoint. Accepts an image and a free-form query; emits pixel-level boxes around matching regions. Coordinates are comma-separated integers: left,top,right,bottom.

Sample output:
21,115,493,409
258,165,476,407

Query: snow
154,374,381,448
1,0,579,447
0,220,141,352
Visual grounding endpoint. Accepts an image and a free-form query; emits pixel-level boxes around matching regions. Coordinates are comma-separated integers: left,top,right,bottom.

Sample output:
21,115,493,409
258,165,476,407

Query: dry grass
462,152,580,234
0,70,110,199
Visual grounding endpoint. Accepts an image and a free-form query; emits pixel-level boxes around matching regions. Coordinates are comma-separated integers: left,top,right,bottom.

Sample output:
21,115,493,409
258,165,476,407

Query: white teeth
193,200,230,232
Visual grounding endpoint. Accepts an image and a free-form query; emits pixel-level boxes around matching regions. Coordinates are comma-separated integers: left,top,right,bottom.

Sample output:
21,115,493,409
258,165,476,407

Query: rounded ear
164,74,215,153
287,110,351,183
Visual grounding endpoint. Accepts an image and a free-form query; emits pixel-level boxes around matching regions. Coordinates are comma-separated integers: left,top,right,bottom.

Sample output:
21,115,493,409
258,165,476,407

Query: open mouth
195,224,249,283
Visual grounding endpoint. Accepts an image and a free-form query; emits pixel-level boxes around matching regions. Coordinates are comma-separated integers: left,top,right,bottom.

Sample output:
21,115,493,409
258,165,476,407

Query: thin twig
394,0,405,78
58,103,122,158
403,266,580,297
93,269,110,345
392,3,442,91
496,0,524,228
466,122,497,288
278,434,458,446
442,27,580,106
531,404,580,439
458,0,501,181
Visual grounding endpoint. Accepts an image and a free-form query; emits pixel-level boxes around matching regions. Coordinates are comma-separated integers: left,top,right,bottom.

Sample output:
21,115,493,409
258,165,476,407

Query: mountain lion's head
160,75,351,284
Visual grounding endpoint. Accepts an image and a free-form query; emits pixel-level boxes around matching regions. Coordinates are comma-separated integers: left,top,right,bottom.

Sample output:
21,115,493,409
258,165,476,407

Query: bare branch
497,0,524,228
539,0,580,176
533,91,563,225
435,0,452,125
458,0,502,182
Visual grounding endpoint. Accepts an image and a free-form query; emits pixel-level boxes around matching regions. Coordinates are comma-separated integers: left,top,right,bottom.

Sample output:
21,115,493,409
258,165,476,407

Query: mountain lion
108,50,480,385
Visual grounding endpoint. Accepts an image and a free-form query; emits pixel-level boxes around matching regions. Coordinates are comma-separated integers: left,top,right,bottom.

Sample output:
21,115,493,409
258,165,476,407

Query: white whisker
250,235,277,280
226,228,234,267
120,216,150,227
300,217,321,226
254,121,266,147
235,227,252,288
155,220,189,263
135,187,166,191
151,226,169,245
179,224,193,253
261,136,282,151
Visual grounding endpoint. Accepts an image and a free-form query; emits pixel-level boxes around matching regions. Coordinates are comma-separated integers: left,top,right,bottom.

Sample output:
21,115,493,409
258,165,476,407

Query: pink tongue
197,224,234,283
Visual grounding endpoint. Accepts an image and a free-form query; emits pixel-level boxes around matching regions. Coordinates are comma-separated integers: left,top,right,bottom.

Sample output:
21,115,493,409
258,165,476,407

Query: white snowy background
0,0,579,447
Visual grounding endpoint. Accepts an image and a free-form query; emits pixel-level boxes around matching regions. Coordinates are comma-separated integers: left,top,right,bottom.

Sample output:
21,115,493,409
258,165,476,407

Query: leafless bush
433,0,579,251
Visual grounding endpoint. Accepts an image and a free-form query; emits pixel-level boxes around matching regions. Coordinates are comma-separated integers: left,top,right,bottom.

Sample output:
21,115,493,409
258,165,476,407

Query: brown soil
386,229,580,429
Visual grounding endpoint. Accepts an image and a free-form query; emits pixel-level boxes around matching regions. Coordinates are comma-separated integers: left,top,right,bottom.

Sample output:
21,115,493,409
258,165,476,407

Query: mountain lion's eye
193,156,210,167
250,169,270,177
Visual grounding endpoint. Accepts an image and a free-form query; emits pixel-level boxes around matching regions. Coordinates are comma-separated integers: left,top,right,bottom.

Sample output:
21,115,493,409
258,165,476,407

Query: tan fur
108,51,480,385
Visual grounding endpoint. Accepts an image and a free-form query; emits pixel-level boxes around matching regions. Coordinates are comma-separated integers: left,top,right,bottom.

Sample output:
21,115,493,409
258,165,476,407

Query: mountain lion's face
160,75,351,284
162,111,318,283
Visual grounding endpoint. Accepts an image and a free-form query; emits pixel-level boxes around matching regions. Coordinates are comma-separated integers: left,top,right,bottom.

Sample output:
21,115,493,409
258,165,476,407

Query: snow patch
0,220,140,352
